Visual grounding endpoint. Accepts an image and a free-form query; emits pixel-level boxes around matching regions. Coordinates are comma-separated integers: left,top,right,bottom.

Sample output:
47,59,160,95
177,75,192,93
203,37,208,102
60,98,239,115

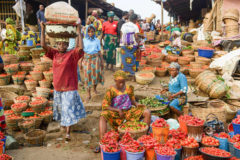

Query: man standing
141,19,150,32
36,5,46,36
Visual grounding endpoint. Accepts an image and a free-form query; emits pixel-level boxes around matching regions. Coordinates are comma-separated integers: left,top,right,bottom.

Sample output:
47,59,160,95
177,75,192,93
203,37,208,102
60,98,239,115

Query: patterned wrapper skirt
101,106,144,130
121,46,138,75
164,91,187,111
83,54,104,88
103,34,118,65
53,90,86,127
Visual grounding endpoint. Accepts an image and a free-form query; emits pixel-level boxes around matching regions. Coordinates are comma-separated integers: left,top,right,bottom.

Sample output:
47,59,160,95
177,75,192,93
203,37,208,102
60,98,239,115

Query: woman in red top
102,11,118,71
40,21,86,141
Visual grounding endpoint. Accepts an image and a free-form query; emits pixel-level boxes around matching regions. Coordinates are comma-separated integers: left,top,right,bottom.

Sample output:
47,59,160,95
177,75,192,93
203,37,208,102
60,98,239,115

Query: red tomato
155,146,176,156
152,118,169,128
201,136,219,146
201,147,231,157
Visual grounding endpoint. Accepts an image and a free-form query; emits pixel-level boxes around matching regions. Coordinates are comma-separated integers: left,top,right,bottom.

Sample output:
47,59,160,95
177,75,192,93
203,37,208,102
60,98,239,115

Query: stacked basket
223,9,239,38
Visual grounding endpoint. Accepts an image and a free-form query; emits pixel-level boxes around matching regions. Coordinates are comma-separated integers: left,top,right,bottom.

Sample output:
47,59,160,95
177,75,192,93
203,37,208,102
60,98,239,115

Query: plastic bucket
1,136,6,153
100,143,104,160
125,150,145,160
120,144,127,160
214,136,229,151
178,118,188,134
145,149,155,160
102,150,121,160
27,39,34,47
175,147,182,160
152,126,169,144
198,49,214,58
229,141,235,156
233,123,240,135
156,151,176,160
0,141,4,155
234,145,240,158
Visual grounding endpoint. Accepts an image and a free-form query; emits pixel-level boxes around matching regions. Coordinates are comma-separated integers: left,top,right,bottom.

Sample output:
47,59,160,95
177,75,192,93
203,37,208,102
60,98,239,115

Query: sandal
93,146,101,153
65,134,71,141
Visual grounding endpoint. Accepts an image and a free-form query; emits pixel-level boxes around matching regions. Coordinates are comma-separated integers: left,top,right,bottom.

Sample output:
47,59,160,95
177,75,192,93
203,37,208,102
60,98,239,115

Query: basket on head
24,129,46,146
0,74,11,86
24,80,37,91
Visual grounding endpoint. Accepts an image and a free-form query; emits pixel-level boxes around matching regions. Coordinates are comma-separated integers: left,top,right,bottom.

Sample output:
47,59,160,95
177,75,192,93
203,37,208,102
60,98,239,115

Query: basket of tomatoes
29,100,46,114
24,129,46,146
39,110,53,124
118,121,148,139
181,137,199,160
199,147,232,160
11,102,28,115
18,120,35,133
0,74,11,86
201,136,220,148
0,154,13,160
24,115,43,129
14,96,30,104
6,114,23,131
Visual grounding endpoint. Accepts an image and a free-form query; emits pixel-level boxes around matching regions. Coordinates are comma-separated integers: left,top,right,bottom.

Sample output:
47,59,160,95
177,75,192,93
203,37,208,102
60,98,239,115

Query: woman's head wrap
107,11,115,17
169,62,181,71
5,18,15,25
114,70,127,80
85,25,96,39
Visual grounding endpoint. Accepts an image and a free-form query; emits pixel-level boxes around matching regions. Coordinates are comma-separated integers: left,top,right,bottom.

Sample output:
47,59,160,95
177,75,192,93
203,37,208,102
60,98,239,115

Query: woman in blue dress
161,62,188,116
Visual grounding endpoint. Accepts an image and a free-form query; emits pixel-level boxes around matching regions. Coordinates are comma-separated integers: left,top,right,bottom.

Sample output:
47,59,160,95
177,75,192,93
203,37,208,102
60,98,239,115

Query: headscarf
5,18,15,25
107,11,115,17
173,31,181,37
169,62,181,71
92,10,98,17
55,38,69,43
84,25,96,39
88,16,96,23
114,70,127,80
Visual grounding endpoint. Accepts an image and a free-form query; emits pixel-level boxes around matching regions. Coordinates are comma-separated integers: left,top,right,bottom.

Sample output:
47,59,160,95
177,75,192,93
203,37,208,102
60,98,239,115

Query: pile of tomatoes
168,128,187,140
30,100,44,106
0,74,8,78
39,110,53,116
15,96,30,101
229,134,240,143
184,155,204,160
181,137,199,148
155,146,176,156
0,154,12,160
201,136,219,146
120,121,147,132
100,130,119,145
232,115,240,124
119,132,134,146
7,114,22,120
152,118,169,128
201,147,231,157
234,142,240,150
137,135,159,149
165,138,181,150
125,140,145,153
214,132,230,139
178,115,193,122
186,117,204,126
11,103,27,110
103,142,120,153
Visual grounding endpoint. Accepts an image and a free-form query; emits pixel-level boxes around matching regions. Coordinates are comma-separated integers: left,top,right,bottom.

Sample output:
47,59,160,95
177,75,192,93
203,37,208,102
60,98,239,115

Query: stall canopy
153,0,213,22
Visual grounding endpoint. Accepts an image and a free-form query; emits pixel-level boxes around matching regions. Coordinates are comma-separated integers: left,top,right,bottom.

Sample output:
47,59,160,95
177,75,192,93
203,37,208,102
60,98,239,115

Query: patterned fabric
53,90,86,127
103,34,118,65
169,95,186,111
19,30,38,46
120,21,139,47
83,26,101,54
4,24,20,55
102,85,135,110
172,37,182,48
0,99,6,131
83,54,104,88
101,106,144,130
121,46,137,75
112,94,132,110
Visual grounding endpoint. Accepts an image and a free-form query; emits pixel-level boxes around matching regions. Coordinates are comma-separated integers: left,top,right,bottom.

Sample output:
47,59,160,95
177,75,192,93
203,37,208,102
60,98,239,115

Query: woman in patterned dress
40,21,86,141
95,70,151,152
82,25,104,102
161,62,188,116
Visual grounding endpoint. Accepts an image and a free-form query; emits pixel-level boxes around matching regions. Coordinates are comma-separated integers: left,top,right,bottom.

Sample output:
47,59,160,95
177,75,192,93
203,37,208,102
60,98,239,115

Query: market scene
0,0,240,159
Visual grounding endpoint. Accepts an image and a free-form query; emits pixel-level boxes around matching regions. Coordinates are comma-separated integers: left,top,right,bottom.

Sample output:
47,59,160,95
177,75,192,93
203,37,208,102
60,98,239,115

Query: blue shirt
169,72,188,94
83,37,101,54
0,56,3,64
36,10,46,23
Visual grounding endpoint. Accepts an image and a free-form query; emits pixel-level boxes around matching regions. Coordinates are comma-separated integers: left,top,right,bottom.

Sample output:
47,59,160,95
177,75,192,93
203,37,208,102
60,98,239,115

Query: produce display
124,140,145,152
232,115,240,124
229,134,240,143
100,130,119,145
119,132,134,146
138,73,154,78
119,121,147,131
184,155,204,160
155,146,176,156
178,115,194,122
165,138,181,149
181,137,199,148
214,132,230,139
201,136,219,146
139,97,165,108
200,147,231,157
137,135,160,149
186,117,204,126
234,142,240,150
102,142,120,153
0,154,12,160
168,128,187,140
152,118,169,128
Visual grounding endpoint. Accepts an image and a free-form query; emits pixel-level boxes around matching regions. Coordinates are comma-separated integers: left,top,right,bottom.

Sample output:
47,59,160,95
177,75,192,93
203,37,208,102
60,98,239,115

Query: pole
85,0,88,24
19,0,24,33
161,0,164,41
68,0,71,5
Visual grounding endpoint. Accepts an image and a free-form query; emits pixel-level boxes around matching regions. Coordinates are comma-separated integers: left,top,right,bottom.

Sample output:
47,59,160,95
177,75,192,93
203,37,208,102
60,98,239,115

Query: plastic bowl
199,147,232,160
21,112,35,117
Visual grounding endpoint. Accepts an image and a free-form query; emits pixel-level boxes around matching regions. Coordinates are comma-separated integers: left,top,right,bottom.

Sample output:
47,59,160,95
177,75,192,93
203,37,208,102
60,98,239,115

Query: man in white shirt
141,19,150,32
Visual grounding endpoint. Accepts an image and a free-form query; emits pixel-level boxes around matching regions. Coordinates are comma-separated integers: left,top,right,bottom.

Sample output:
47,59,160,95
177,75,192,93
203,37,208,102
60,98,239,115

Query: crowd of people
0,6,189,151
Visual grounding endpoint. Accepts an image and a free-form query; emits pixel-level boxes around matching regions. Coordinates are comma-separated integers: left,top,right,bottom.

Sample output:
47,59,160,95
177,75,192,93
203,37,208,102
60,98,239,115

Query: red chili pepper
201,147,231,157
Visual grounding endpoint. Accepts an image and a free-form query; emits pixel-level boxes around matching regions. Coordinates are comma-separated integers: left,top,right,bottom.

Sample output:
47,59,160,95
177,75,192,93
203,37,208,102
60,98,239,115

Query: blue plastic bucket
102,150,121,160
234,145,240,158
229,141,235,156
175,148,182,160
198,49,214,58
233,123,240,135
156,151,176,160
125,150,145,160
1,136,6,153
214,136,229,151
27,39,33,47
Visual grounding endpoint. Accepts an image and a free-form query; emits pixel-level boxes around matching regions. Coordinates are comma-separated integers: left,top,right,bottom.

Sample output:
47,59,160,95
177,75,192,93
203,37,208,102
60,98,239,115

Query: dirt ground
6,70,195,160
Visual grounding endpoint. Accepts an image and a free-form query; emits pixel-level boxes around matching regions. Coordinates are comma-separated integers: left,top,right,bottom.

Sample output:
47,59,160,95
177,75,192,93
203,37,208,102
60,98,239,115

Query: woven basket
19,45,34,51
11,102,28,115
35,62,50,72
155,68,167,77
140,66,156,73
178,57,191,65
146,31,155,41
24,80,37,91
32,97,48,107
24,129,46,145
190,62,204,69
18,51,31,57
39,112,53,124
43,71,53,81
189,68,204,78
20,63,33,72
195,56,211,65
29,102,46,114
0,90,18,109
223,19,239,26
25,117,43,129
167,55,178,63
0,74,11,86
135,71,155,85
182,49,194,56
118,124,149,139
225,104,237,122
2,54,18,65
12,75,25,85
39,80,51,88
36,87,51,98
225,24,239,38
209,81,227,99
6,116,23,131
30,48,45,59
18,120,35,133
186,55,195,62
14,96,31,104
30,71,43,81
223,8,239,22
32,59,41,65
4,64,19,75
195,70,216,86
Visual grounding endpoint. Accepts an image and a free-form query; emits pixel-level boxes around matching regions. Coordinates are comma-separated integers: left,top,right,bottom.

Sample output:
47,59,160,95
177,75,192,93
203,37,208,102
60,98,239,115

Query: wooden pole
68,0,71,5
20,0,24,33
85,0,88,24
161,0,164,41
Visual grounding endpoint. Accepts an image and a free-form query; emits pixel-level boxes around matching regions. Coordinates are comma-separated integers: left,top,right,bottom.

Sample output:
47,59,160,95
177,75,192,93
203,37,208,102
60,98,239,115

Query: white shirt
120,22,139,46
121,22,139,34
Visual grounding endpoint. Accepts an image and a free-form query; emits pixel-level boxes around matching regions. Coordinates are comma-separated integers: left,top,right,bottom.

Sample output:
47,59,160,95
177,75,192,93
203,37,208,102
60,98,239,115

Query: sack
204,113,224,136
45,1,79,24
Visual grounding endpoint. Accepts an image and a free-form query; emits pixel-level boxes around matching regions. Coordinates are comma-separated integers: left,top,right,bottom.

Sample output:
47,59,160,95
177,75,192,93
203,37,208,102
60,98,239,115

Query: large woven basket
36,87,51,98
43,71,53,81
39,80,51,88
135,71,155,85
4,64,19,75
11,102,28,115
30,48,45,59
14,96,31,104
182,49,194,56
19,63,33,72
118,124,149,139
30,71,43,81
186,55,195,62
6,116,23,131
189,68,204,78
29,102,45,114
155,68,167,77
190,62,204,69
18,51,31,57
18,120,35,133
0,74,11,86
195,56,211,65
24,129,46,146
0,89,18,109
12,75,25,85
225,24,239,38
39,112,53,124
178,57,191,65
24,80,37,91
35,62,50,72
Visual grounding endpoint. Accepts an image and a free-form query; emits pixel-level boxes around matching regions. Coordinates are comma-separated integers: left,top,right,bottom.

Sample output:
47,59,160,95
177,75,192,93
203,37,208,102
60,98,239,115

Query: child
40,21,86,141
82,25,104,102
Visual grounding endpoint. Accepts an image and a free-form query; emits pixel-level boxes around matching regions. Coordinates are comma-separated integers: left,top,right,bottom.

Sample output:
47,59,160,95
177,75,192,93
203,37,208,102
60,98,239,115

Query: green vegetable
139,97,165,108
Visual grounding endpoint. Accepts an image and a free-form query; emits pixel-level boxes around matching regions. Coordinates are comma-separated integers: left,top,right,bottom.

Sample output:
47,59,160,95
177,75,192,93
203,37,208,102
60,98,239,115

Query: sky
106,0,170,24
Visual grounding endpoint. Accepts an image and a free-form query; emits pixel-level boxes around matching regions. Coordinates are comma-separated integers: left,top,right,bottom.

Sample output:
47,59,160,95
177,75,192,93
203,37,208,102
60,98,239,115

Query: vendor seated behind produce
96,70,151,152
161,62,188,116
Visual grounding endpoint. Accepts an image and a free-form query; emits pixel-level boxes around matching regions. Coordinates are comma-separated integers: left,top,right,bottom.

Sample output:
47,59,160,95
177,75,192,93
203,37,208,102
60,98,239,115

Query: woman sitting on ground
161,62,188,116
95,70,151,152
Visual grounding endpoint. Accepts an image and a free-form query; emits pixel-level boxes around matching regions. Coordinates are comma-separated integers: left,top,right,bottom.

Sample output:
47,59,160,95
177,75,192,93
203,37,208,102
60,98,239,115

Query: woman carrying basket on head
40,20,86,141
